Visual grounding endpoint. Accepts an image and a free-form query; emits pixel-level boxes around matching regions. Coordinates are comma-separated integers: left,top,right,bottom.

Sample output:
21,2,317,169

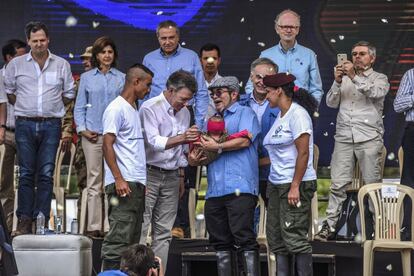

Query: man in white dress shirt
139,70,199,272
4,22,75,235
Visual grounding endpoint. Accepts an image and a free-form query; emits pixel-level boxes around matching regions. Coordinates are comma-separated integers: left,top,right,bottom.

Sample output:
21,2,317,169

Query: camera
151,258,160,270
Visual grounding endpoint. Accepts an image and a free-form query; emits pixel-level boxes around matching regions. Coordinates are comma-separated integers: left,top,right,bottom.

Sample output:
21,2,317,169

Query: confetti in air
240,17,245,23
364,119,369,123
92,21,100,28
196,214,205,221
354,233,362,244
110,197,119,207
235,188,241,196
247,36,252,41
313,111,319,118
85,103,92,108
57,204,64,211
387,152,395,160
68,53,74,59
323,132,328,137
285,221,291,227
207,57,215,63
257,42,266,47
352,20,357,24
239,81,243,87
296,201,302,208
181,41,186,46
156,11,163,15
339,35,345,40
65,16,78,27
330,122,335,126
386,264,392,271
381,18,388,23
330,39,336,43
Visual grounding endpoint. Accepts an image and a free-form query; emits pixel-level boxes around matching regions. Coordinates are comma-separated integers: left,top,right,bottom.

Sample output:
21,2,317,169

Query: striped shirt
394,68,414,122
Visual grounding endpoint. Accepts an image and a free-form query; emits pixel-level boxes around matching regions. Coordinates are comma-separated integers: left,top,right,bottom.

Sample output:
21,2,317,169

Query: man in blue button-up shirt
245,9,323,105
240,57,279,206
142,20,209,129
189,76,260,275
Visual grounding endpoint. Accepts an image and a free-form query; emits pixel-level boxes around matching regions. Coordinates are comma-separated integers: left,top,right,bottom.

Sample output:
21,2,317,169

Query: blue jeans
15,118,61,222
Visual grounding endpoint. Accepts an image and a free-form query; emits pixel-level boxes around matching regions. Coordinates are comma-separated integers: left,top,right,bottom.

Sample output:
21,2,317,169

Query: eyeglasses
277,25,299,30
351,51,369,57
209,89,231,98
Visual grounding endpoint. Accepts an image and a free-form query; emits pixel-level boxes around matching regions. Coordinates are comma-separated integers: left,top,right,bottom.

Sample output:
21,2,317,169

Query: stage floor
91,238,413,276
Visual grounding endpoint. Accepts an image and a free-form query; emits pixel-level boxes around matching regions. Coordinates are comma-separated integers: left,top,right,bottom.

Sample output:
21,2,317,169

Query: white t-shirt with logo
263,102,316,185
102,96,147,186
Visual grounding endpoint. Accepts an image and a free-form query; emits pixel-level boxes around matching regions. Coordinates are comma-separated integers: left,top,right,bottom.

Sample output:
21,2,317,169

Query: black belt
16,116,59,122
146,164,177,172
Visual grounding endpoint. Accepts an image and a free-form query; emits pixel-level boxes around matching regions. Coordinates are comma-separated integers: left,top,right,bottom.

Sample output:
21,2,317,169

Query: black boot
216,251,232,276
276,254,291,276
295,253,313,276
242,250,260,276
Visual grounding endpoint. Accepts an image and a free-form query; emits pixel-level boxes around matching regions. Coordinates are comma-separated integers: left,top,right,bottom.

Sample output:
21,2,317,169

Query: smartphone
337,53,347,65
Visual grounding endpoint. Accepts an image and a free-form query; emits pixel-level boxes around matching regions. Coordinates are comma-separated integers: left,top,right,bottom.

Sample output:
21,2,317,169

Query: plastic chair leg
401,249,411,276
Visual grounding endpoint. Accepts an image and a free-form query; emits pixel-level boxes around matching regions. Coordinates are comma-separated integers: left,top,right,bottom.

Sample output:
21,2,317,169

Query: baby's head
207,114,225,136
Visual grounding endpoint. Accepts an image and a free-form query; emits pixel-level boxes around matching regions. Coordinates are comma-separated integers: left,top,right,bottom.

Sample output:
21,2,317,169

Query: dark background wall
0,0,412,166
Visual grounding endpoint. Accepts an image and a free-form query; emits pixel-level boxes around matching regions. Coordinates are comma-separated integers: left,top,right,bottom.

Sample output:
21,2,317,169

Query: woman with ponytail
262,73,318,276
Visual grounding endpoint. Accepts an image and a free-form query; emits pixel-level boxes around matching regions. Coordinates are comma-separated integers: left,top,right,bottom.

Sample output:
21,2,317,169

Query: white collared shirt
139,92,190,170
0,67,12,128
4,51,75,118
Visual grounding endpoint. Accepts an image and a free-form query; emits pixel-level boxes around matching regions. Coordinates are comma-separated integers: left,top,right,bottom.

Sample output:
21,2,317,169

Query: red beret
263,73,296,88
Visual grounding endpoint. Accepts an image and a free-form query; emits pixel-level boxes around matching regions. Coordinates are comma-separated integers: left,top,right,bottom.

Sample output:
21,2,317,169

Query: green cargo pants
101,182,145,270
266,180,316,254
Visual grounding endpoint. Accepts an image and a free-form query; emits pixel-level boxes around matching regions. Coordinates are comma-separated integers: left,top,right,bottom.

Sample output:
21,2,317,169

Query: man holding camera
315,41,389,241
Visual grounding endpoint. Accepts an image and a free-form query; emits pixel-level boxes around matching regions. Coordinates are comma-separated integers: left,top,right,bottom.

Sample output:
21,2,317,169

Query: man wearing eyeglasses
315,41,389,241
245,9,323,105
189,76,261,275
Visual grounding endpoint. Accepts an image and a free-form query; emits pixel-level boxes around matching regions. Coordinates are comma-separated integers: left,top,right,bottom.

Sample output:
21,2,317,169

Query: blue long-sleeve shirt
143,46,209,128
394,68,414,122
239,94,280,181
245,41,323,104
206,102,261,199
74,67,125,134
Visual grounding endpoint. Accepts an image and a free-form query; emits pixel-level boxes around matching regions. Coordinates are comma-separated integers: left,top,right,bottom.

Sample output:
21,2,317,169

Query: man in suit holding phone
315,41,390,241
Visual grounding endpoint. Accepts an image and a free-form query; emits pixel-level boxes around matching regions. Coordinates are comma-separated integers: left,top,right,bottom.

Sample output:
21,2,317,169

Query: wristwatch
217,143,223,154
0,124,6,129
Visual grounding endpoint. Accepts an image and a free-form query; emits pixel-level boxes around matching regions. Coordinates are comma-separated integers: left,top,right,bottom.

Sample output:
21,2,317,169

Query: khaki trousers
82,136,104,232
326,137,383,228
0,130,16,231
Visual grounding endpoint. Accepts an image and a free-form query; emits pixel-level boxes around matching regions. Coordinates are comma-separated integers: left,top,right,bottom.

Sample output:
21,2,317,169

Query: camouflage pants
75,139,87,219
101,182,145,269
266,180,316,255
